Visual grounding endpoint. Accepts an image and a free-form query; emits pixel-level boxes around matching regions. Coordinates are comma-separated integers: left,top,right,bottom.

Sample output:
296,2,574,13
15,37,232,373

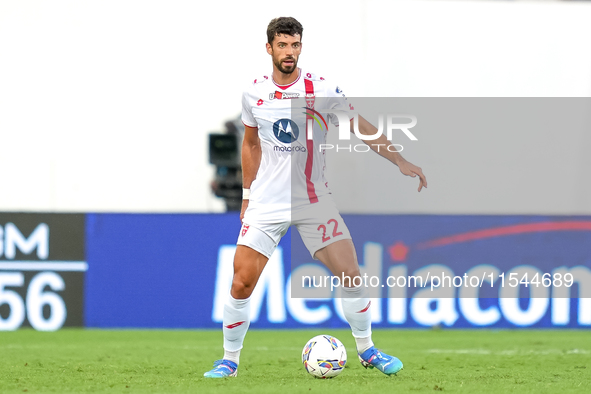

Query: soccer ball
301,335,347,378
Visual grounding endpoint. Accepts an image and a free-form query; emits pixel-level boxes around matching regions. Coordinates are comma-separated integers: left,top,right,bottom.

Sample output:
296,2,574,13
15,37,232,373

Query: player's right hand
240,199,249,222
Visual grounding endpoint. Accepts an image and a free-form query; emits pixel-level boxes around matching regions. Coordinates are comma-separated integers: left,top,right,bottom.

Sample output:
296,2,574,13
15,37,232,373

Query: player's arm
240,125,261,221
352,115,428,192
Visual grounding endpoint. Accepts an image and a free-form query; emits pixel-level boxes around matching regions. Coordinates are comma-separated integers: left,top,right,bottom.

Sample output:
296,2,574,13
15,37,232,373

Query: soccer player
204,17,427,378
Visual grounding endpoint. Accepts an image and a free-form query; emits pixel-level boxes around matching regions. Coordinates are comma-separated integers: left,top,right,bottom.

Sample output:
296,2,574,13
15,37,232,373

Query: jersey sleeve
324,83,355,127
241,91,257,128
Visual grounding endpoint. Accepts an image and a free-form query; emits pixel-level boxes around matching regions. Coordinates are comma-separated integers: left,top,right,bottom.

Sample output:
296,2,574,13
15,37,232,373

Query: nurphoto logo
303,108,418,152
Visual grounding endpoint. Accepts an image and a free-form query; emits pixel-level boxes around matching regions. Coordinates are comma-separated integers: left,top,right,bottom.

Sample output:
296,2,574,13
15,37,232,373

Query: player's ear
266,42,272,55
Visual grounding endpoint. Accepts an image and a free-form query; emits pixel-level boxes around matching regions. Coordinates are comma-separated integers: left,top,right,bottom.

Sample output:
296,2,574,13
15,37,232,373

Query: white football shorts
236,197,352,259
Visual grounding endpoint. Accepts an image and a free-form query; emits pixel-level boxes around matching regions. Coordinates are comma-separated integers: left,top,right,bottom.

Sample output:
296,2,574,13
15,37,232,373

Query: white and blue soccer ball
301,335,347,378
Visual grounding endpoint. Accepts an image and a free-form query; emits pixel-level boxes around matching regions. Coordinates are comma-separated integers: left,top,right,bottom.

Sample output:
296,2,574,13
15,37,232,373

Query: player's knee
231,275,256,298
341,268,361,286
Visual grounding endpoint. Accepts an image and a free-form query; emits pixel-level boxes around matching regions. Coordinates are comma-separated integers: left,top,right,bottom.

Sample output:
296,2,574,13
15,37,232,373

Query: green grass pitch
1,329,590,393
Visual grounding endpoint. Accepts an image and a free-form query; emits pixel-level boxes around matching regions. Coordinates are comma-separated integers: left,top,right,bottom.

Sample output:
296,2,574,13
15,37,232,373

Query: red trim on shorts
304,78,318,204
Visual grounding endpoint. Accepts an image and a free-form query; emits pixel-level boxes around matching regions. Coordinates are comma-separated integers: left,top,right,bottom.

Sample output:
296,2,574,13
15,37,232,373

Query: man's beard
274,56,298,75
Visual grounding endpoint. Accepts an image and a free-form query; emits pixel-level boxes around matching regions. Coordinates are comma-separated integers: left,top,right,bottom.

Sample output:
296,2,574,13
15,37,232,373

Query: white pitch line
0,261,88,272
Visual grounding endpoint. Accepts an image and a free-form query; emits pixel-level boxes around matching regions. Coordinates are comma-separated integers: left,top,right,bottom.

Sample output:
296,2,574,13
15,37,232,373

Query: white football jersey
241,69,354,225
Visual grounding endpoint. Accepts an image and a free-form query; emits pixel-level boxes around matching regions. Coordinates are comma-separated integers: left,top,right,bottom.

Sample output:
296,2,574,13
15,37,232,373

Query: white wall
1,0,590,213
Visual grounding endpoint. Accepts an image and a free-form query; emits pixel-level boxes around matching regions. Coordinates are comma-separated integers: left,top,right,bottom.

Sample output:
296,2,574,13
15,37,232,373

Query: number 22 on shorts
317,219,343,243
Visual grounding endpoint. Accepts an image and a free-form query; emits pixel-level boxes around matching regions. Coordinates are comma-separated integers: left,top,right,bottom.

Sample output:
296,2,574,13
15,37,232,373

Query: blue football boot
358,347,403,376
203,359,238,378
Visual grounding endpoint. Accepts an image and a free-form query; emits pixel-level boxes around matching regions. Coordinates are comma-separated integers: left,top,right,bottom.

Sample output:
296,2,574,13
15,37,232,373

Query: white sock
223,349,241,365
341,286,374,353
354,335,374,354
222,294,251,365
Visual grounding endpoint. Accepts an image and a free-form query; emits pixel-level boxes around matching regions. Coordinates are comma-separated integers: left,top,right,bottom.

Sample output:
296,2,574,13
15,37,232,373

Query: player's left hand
398,160,427,192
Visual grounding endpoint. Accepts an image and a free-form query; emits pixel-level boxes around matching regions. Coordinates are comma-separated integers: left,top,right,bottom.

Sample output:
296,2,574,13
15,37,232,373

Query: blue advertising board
1,213,589,330
84,213,248,328
82,213,591,329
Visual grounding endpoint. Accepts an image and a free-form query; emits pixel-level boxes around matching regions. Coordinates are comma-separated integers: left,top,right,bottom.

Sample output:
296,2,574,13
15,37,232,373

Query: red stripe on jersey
305,135,317,203
304,78,318,204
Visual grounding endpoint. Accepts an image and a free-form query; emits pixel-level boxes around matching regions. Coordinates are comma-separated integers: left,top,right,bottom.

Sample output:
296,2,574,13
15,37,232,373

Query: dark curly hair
267,17,303,45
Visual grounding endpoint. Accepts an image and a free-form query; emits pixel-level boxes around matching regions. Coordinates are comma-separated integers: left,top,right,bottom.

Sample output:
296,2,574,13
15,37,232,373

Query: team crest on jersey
241,224,250,237
305,93,315,109
270,91,300,100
